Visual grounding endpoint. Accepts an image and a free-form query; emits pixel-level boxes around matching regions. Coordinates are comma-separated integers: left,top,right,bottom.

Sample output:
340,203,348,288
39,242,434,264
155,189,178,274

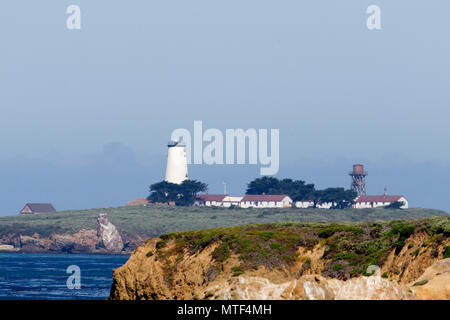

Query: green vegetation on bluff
0,206,447,241
157,217,450,279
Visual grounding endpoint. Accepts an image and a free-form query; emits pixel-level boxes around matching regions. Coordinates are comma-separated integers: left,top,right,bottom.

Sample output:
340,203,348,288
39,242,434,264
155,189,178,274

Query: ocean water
0,253,129,300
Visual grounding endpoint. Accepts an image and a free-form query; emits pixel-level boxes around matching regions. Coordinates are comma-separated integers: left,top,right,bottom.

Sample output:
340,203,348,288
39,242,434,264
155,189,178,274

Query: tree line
246,177,357,209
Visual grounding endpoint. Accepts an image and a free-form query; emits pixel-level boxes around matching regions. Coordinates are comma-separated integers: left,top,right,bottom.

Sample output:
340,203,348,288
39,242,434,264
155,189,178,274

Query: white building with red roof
195,194,243,207
354,195,408,209
195,193,407,209
240,194,293,208
195,193,293,208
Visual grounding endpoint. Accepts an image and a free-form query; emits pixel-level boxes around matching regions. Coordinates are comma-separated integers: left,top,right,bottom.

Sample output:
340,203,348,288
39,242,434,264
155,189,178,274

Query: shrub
175,237,187,250
156,240,167,249
412,280,428,286
231,266,244,276
386,222,416,254
212,242,231,262
318,225,339,238
428,218,450,236
346,227,364,236
269,242,283,250
259,231,275,241
333,252,359,262
236,238,259,255
245,230,274,241
443,246,450,259
350,267,361,277
146,250,154,257
333,263,344,271
160,232,178,240
193,232,216,247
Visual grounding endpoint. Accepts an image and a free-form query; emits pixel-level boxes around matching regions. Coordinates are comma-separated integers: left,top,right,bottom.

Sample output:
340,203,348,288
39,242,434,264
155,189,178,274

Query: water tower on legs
165,140,188,184
349,164,367,196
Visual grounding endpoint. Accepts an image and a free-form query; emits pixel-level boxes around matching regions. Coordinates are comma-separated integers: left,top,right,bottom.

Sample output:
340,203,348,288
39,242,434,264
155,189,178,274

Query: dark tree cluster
312,187,357,209
147,180,207,206
246,177,315,201
246,177,357,209
384,201,404,209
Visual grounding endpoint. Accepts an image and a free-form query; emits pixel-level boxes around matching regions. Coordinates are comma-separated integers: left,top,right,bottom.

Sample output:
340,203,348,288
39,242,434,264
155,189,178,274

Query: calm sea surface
0,253,129,300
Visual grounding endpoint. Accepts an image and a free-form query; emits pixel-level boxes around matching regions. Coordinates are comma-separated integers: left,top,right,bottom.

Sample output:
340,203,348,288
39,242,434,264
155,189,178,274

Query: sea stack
96,213,124,254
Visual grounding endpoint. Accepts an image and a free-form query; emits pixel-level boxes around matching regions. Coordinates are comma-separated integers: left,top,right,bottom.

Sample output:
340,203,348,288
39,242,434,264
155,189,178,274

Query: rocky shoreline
0,213,132,255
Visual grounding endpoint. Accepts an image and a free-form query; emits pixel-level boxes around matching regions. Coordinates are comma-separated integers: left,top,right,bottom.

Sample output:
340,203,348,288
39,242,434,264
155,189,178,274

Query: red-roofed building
195,193,293,208
355,195,408,209
196,194,227,203
195,194,243,207
240,194,292,208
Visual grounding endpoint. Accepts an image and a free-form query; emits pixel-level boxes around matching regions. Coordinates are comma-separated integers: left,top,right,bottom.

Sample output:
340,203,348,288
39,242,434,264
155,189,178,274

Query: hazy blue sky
1,1,449,215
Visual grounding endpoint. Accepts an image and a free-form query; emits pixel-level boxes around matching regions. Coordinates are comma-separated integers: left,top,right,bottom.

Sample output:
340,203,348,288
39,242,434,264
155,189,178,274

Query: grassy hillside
0,205,448,240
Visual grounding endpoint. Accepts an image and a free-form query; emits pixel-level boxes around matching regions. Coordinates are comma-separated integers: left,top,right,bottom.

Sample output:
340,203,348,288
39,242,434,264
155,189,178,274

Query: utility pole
222,181,227,195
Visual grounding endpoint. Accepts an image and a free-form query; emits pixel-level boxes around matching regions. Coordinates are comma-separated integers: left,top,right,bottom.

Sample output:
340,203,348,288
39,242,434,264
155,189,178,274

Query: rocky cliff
0,213,125,254
96,213,124,254
109,217,450,300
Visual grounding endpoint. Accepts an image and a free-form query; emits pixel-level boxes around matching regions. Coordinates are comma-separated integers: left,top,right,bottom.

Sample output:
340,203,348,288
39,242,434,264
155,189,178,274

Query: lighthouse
165,139,188,184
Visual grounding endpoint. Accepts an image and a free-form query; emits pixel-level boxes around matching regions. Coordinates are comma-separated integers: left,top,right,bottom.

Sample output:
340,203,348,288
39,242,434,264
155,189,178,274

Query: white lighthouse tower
164,139,188,184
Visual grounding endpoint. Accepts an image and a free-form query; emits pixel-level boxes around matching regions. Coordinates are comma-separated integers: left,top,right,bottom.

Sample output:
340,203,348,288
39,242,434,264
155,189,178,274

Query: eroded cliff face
0,213,125,254
109,219,450,300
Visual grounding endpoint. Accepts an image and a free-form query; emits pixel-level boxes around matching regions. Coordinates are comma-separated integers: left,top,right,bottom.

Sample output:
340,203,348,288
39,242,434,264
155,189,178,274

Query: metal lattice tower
349,164,368,196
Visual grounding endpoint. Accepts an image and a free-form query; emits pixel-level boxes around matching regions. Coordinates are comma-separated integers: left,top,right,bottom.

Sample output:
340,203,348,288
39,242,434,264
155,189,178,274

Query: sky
0,1,449,215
